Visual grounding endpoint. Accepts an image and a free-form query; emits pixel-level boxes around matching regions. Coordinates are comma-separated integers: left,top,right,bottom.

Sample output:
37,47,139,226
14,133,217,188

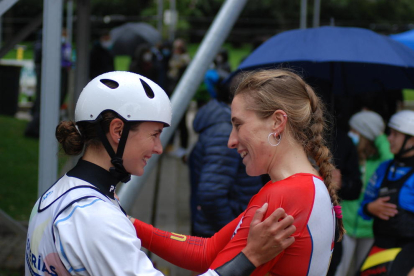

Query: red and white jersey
210,173,335,276
133,173,336,276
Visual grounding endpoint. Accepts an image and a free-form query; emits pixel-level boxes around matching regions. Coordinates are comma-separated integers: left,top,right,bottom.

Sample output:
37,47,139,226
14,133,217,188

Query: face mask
348,131,360,146
101,40,112,50
143,52,152,62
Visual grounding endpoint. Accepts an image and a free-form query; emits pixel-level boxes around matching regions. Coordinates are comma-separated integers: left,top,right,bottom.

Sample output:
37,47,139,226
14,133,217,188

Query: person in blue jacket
357,110,414,276
188,81,263,238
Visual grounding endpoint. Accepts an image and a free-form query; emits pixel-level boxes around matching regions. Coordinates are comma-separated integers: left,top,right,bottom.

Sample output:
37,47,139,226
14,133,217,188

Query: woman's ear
271,110,288,133
108,118,124,144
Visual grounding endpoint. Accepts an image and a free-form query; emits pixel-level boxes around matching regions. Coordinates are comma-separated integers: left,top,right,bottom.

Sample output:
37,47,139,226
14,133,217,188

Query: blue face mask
348,131,360,146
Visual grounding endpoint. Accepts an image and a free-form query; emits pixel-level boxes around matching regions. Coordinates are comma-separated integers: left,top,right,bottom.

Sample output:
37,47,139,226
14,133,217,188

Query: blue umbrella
235,26,414,95
390,29,414,51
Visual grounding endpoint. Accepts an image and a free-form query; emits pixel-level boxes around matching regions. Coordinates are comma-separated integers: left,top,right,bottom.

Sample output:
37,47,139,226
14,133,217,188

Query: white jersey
25,160,219,276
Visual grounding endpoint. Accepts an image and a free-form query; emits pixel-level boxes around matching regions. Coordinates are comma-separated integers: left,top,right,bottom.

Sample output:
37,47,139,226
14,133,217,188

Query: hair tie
333,205,343,219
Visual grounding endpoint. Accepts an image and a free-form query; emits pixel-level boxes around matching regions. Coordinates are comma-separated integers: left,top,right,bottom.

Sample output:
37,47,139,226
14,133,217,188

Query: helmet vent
140,79,155,99
100,79,119,89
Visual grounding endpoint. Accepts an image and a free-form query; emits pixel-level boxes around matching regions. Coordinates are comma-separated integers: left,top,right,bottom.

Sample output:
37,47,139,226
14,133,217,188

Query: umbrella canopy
390,29,414,51
110,22,162,56
236,26,414,95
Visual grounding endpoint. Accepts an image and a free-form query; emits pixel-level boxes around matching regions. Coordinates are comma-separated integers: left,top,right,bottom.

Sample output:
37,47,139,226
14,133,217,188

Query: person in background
188,81,263,239
129,43,157,82
166,38,191,157
89,29,115,80
326,125,363,276
357,110,414,276
334,110,393,276
204,49,232,99
25,28,73,138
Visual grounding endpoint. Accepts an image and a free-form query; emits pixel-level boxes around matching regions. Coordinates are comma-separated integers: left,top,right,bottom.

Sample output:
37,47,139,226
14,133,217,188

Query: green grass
0,115,39,220
0,115,69,221
403,89,414,101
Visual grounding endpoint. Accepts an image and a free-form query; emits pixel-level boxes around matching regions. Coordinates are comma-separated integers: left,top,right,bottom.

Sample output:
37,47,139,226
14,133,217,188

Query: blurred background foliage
4,0,414,46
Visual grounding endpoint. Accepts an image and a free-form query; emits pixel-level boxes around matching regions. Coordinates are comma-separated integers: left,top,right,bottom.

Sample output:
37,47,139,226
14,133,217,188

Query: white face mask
101,40,112,50
143,52,152,62
348,131,360,146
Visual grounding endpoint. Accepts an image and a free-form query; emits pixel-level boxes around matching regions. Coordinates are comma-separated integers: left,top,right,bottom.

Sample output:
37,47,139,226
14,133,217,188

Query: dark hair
235,68,344,241
56,111,141,155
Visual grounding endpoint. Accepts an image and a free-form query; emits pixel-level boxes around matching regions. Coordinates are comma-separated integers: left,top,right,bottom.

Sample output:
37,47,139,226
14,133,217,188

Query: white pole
38,0,63,197
117,0,249,212
169,0,176,42
313,0,321,28
157,0,163,35
300,0,307,29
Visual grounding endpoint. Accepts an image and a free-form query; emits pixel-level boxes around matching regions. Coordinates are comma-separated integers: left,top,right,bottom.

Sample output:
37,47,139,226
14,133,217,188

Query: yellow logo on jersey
170,232,186,242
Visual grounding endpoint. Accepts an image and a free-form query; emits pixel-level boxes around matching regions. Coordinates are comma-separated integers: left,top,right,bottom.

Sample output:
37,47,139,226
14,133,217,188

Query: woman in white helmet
357,110,414,276
24,71,295,276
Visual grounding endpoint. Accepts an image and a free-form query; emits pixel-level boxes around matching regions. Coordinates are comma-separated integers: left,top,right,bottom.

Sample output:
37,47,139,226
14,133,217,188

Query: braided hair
234,69,344,241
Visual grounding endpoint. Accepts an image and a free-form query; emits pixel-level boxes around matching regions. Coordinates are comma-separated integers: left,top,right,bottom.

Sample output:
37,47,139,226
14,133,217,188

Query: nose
228,128,238,149
154,137,163,155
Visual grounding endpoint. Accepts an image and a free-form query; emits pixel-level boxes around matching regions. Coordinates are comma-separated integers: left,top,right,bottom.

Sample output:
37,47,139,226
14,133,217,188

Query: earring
268,132,282,147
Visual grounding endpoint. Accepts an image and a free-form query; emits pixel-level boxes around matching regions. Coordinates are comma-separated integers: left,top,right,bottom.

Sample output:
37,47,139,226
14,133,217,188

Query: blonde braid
305,85,344,241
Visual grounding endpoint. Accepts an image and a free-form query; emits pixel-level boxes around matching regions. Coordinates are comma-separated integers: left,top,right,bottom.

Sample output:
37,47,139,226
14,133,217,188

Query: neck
82,146,112,172
267,138,319,182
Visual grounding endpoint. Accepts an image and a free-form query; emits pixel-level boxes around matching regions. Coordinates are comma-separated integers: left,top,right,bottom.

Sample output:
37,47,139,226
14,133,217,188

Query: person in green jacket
335,110,393,276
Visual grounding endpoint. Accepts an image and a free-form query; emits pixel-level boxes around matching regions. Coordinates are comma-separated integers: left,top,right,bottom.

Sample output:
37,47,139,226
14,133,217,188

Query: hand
242,203,296,267
332,169,342,190
367,196,398,220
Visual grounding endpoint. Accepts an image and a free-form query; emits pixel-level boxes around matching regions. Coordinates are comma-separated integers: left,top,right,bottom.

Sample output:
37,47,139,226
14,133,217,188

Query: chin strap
96,121,131,183
396,135,414,160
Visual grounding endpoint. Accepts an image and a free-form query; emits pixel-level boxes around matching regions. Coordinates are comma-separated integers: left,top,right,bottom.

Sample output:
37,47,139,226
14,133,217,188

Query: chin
246,167,261,177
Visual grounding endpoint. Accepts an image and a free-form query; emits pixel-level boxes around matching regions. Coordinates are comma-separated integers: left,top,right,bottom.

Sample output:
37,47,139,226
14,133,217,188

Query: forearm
133,216,239,272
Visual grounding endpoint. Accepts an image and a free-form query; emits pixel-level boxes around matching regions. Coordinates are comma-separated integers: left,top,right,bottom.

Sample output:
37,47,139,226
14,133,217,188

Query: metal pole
117,0,249,212
66,0,74,48
38,0,63,197
313,0,321,28
0,16,2,47
157,0,163,35
300,0,307,29
169,0,176,42
74,0,90,101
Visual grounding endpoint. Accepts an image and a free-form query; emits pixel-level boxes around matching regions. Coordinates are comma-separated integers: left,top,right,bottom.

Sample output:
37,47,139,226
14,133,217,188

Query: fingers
262,207,287,227
250,203,269,227
383,203,398,209
379,196,390,202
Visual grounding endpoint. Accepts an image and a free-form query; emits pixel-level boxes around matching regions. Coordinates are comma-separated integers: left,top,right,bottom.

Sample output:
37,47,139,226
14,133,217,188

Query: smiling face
228,94,274,176
122,121,164,176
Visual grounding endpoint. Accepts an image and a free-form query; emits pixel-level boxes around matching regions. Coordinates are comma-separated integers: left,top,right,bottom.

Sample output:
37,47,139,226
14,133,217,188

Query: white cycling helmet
388,110,414,136
75,71,171,126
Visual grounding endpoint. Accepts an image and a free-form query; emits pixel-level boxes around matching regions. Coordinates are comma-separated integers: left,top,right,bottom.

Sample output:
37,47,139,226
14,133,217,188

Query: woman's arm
133,212,242,272
131,204,295,273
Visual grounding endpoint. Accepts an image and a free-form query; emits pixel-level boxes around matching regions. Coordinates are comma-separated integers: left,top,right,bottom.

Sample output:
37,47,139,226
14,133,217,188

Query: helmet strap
396,135,414,160
96,121,131,183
